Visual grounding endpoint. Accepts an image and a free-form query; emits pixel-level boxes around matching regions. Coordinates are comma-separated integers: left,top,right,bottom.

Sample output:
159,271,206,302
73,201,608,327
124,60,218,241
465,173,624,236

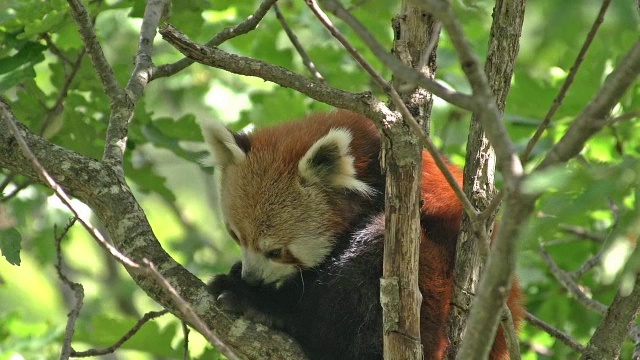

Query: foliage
0,0,639,359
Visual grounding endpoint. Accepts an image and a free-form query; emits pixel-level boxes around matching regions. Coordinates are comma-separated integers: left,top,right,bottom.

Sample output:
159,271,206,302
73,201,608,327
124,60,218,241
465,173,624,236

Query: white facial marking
241,249,297,285
199,119,247,166
288,236,333,268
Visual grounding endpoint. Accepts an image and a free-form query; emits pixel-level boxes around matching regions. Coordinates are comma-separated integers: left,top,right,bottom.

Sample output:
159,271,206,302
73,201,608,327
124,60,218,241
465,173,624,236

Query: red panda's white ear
199,120,247,166
298,128,373,195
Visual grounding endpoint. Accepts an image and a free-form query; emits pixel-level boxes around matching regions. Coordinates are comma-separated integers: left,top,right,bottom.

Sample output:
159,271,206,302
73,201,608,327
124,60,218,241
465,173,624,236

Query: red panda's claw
215,290,246,313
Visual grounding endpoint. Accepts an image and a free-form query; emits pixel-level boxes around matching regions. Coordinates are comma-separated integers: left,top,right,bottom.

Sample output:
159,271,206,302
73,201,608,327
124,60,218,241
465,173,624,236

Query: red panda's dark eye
265,249,283,259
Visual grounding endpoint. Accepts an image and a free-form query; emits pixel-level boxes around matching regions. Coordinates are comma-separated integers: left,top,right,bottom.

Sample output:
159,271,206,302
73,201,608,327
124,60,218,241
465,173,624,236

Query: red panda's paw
209,283,283,328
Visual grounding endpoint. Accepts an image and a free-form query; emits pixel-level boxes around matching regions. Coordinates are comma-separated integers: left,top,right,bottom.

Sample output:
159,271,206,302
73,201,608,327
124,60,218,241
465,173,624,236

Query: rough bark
446,1,526,358
0,115,308,360
379,3,440,360
581,274,640,360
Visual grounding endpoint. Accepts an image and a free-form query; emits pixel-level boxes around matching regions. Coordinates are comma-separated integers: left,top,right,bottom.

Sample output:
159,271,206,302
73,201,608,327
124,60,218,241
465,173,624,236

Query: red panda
201,110,524,360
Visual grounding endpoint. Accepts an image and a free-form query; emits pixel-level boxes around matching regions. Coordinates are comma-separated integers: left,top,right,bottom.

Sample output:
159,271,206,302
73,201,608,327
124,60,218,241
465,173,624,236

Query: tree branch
525,312,586,353
274,3,326,83
66,0,122,100
56,218,84,360
151,0,278,80
446,0,526,357
158,23,381,119
0,103,309,360
125,0,169,103
538,40,640,170
70,310,169,357
319,0,477,112
581,273,640,360
522,0,612,162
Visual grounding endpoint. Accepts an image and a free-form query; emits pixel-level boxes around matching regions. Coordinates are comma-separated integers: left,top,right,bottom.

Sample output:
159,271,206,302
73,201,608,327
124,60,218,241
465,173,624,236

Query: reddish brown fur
418,152,524,359
218,110,524,358
233,112,382,242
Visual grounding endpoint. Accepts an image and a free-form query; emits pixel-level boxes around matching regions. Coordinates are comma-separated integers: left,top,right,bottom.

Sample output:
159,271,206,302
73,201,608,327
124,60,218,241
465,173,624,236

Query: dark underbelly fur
208,214,387,360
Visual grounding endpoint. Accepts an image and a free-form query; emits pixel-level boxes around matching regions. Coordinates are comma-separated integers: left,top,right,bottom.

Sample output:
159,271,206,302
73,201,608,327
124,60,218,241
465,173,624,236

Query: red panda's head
200,112,381,286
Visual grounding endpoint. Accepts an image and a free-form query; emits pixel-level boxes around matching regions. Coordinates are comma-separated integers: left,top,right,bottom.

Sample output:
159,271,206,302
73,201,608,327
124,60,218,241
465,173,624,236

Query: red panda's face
201,120,373,286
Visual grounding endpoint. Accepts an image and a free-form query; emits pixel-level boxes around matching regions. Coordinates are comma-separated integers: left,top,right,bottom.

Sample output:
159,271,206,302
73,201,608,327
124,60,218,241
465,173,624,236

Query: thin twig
125,0,168,103
42,33,74,67
182,321,190,360
158,23,378,117
538,247,608,313
274,3,326,83
317,0,476,112
66,0,122,100
522,0,612,162
39,48,87,137
538,40,640,170
70,310,169,357
559,224,606,242
305,0,480,222
607,109,640,125
142,260,241,360
152,0,278,80
56,217,85,360
0,100,140,270
0,180,32,202
525,311,586,353
417,21,441,71
572,252,603,280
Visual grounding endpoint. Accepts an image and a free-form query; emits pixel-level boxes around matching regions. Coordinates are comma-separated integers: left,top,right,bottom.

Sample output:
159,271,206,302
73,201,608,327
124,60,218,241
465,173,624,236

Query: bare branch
125,0,169,103
305,0,479,221
142,259,241,360
182,321,190,360
525,312,586,353
319,0,477,112
274,3,326,83
0,105,309,359
501,304,521,360
158,23,379,118
0,99,140,270
581,273,640,360
447,0,526,356
70,310,169,357
539,247,607,312
538,40,640,170
522,0,612,162
56,218,85,360
416,0,523,187
151,0,278,80
39,47,86,138
66,0,122,100
607,109,640,125
103,0,170,167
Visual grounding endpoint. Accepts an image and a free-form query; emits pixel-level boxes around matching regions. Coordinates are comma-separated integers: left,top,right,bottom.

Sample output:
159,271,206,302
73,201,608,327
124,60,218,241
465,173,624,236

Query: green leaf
0,65,36,93
125,160,177,202
0,42,47,75
0,228,22,266
141,122,208,166
154,114,203,141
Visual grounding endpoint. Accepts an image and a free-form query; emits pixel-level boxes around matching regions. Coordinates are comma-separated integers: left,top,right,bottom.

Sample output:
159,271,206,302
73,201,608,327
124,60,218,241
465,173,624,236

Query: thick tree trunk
380,3,439,360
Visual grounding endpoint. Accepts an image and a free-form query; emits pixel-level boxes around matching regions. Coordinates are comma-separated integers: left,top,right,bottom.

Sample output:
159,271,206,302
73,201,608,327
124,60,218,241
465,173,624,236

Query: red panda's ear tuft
298,128,373,195
199,119,248,166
